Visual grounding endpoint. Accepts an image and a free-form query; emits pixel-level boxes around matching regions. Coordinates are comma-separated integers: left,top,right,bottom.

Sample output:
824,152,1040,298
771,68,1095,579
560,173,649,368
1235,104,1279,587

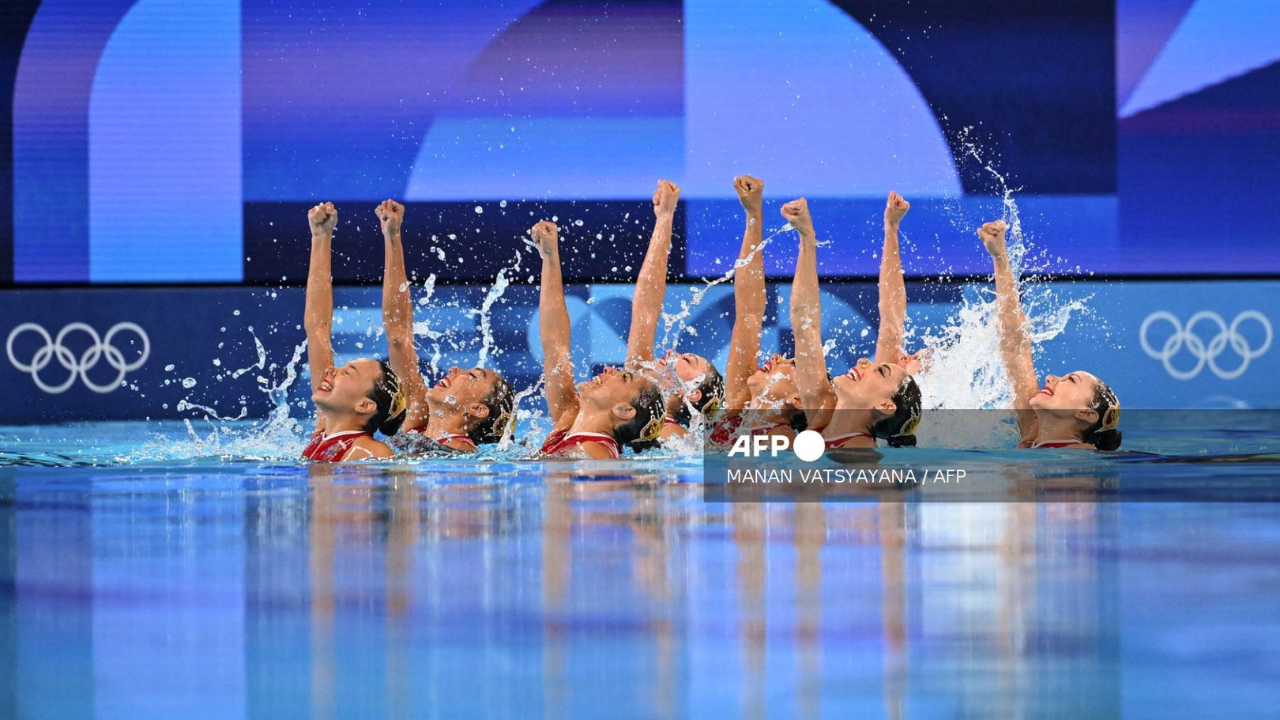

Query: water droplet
474,205,484,214
164,364,175,372
182,378,197,389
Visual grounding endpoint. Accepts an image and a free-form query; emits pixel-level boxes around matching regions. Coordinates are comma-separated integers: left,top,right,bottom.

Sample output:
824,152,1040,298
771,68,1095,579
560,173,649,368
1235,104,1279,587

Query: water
3,422,1280,718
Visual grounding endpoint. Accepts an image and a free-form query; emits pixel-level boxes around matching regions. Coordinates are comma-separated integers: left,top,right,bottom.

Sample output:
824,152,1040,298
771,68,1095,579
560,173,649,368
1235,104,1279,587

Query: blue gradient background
2,0,1279,283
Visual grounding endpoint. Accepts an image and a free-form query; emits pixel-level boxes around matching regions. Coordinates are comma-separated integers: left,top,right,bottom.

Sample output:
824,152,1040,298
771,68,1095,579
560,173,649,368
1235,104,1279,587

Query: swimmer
978,220,1122,450
625,179,725,441
710,175,805,445
376,199,514,453
788,193,923,449
532,220,665,459
302,202,404,461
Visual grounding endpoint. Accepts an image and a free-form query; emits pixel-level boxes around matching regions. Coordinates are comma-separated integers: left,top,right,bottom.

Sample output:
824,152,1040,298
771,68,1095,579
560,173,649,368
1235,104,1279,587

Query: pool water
3,421,1280,719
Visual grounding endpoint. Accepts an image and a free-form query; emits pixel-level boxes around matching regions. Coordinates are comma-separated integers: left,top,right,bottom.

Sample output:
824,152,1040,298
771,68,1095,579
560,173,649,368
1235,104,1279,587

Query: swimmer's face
832,358,906,414
425,366,500,415
579,366,654,422
747,355,801,406
312,359,380,415
657,350,712,390
1029,370,1098,416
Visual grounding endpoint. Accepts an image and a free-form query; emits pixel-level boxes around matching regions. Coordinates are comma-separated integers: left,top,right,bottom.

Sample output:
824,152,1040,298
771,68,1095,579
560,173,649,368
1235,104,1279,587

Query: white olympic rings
1139,311,1272,381
6,322,150,394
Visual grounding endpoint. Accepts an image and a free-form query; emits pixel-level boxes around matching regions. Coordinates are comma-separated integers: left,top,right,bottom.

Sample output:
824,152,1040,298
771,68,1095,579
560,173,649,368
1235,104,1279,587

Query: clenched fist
375,199,404,237
884,191,910,227
781,198,814,238
652,180,680,219
309,202,338,235
531,220,559,259
733,175,764,215
978,220,1008,257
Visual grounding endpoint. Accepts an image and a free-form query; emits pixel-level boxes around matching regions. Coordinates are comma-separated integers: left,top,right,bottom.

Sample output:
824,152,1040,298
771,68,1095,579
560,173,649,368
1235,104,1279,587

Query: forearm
734,209,767,321
540,252,571,367
991,252,1038,406
305,232,333,336
626,214,674,365
875,223,906,362
381,230,414,340
791,231,833,413
305,231,334,388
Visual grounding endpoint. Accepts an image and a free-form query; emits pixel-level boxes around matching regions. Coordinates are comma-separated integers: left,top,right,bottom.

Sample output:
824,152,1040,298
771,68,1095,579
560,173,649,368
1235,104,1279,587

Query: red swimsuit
540,430,621,459
302,430,371,462
709,415,792,446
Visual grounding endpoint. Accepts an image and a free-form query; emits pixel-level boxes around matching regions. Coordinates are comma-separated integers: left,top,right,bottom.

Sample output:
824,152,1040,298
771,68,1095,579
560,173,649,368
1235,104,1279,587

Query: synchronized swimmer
299,178,1121,462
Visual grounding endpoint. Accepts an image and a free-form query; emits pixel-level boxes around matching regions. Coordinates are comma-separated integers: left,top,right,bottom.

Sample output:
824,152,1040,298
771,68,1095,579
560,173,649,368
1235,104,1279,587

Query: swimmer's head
1030,370,1122,450
425,366,514,444
746,355,806,431
832,358,922,447
579,367,665,444
313,359,407,436
657,350,725,425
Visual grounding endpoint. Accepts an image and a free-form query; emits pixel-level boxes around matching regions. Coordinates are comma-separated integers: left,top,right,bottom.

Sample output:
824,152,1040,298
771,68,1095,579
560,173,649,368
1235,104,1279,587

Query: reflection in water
2,463,1279,718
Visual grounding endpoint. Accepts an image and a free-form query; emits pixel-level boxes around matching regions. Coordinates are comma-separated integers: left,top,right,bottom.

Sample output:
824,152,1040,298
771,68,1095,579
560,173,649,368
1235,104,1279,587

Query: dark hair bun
1092,428,1121,451
886,434,917,448
378,412,406,437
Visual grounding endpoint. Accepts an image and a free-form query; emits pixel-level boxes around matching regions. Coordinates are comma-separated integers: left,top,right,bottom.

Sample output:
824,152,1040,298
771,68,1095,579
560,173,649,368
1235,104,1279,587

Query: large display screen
2,0,1278,284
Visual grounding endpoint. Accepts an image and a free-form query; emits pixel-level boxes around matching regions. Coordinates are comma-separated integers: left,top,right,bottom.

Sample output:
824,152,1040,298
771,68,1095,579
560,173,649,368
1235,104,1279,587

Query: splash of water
658,223,795,351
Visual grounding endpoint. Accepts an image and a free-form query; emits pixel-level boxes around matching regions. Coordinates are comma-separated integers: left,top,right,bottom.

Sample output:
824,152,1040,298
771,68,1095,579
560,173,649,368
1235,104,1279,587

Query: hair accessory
388,387,408,420
495,411,517,439
1102,402,1120,431
700,396,724,420
640,416,663,442
896,413,921,437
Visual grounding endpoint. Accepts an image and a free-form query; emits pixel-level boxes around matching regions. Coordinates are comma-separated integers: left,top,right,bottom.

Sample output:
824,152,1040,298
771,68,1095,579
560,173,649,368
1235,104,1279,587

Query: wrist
311,230,333,242
884,220,900,231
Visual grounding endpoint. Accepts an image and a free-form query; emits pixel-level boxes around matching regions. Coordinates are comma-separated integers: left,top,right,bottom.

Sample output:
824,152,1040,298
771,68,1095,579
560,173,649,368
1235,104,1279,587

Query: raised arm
626,180,680,369
785,198,835,426
724,175,767,410
875,192,910,364
534,221,579,428
979,221,1039,438
304,202,337,393
378,199,429,428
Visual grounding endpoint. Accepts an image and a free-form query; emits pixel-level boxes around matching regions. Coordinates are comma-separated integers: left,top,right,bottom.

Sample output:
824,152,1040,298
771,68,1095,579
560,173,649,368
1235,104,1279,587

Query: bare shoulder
344,436,394,460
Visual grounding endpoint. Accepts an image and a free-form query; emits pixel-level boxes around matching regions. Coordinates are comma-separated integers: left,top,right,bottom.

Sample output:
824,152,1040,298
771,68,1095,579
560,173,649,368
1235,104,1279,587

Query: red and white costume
540,429,621,459
302,430,371,462
709,415,791,446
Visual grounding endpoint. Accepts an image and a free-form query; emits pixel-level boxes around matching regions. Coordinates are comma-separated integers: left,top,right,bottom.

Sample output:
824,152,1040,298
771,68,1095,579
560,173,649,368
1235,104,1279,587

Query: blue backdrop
2,0,1279,284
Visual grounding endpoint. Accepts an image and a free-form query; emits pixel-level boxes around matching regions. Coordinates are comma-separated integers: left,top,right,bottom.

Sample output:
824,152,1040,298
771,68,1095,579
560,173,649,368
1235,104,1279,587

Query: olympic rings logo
1139,311,1272,381
6,322,150,394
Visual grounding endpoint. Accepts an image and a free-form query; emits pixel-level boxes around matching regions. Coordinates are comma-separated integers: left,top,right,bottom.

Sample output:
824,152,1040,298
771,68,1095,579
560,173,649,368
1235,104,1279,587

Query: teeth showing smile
847,367,862,382
438,377,451,389
319,380,333,392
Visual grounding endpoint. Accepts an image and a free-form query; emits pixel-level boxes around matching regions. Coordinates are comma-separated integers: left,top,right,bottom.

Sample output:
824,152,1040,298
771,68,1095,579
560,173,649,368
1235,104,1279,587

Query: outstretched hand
652,180,680,219
781,198,814,237
308,202,338,235
885,191,910,227
978,220,1009,257
375,199,404,237
531,220,560,259
733,175,764,214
